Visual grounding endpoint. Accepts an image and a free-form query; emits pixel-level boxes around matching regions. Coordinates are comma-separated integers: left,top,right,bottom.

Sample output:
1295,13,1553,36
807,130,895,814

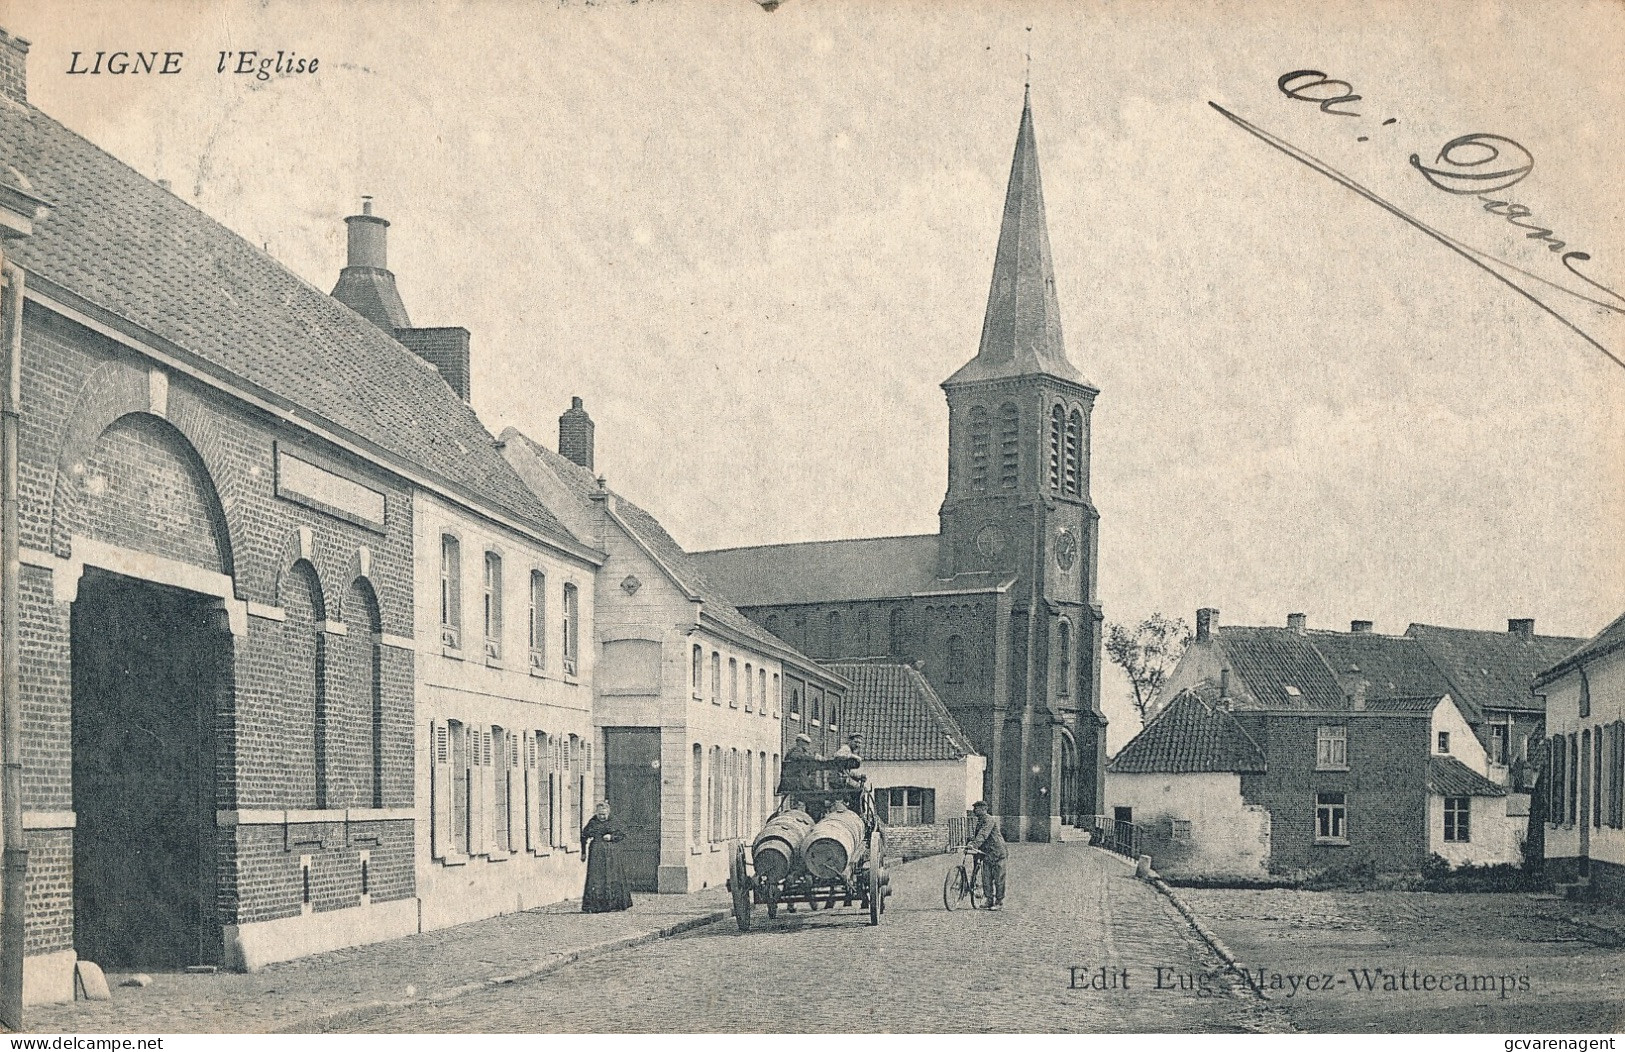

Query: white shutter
430,721,452,860
480,729,494,854
523,732,539,853
508,732,522,852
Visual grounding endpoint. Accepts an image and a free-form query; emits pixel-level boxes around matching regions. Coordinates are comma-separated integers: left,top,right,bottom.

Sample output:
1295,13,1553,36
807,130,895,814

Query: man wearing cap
782,732,817,792
965,800,1008,910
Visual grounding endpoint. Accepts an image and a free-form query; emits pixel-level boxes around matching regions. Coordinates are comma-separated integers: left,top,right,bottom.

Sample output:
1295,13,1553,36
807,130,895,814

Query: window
968,405,990,492
528,570,546,670
1444,796,1470,842
1580,673,1591,718
692,644,703,695
1437,731,1450,755
771,673,779,717
1170,819,1193,841
440,534,461,648
561,584,579,676
889,608,905,656
709,745,722,842
789,686,802,721
1490,723,1509,766
527,731,552,853
729,658,739,708
1057,620,1071,696
1064,409,1082,496
1315,792,1347,843
493,726,510,850
450,720,470,856
691,743,703,847
483,552,503,660
760,669,768,717
711,651,721,704
880,787,934,826
998,403,1019,489
759,753,769,822
811,688,823,727
744,662,753,712
1049,404,1063,490
946,635,966,684
1316,725,1348,770
828,697,840,731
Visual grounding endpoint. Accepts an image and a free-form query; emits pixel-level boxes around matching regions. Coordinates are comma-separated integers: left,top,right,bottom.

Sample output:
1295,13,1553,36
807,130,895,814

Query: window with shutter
450,720,469,857
431,722,454,861
921,788,936,825
492,727,510,851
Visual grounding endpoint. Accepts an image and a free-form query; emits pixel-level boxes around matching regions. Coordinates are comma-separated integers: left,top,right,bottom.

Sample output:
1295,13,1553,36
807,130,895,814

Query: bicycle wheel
968,864,985,909
943,865,968,910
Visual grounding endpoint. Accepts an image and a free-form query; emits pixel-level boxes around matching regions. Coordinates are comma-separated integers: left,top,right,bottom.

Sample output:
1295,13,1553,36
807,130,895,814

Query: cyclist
965,800,1007,910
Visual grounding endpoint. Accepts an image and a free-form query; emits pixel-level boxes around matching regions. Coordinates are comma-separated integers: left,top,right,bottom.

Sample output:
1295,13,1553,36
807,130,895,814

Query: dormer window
1437,731,1450,755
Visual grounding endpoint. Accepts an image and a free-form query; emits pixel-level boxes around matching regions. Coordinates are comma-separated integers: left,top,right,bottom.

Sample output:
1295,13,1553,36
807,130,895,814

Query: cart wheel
867,830,884,926
730,843,753,933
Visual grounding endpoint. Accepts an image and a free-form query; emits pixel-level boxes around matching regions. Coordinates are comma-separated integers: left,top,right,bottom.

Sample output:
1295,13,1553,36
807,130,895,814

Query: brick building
1536,610,1625,901
691,91,1106,842
1132,610,1536,876
499,414,846,894
0,31,596,1002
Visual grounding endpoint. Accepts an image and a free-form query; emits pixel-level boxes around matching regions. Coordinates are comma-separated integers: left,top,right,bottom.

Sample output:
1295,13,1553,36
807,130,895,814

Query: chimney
1195,607,1218,643
394,327,471,401
331,197,411,331
1287,612,1306,634
559,397,595,470
1508,618,1535,640
1350,620,1373,634
0,29,28,105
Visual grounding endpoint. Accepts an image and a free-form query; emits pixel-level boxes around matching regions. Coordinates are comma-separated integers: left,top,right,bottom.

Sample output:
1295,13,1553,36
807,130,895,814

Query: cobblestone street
345,845,1284,1033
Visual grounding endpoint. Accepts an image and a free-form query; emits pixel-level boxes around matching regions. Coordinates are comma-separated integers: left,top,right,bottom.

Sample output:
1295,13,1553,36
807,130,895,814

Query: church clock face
1055,528,1078,572
975,524,1007,560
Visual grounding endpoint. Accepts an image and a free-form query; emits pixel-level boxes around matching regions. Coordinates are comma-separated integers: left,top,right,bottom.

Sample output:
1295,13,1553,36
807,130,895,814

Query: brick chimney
1287,612,1306,634
559,397,595,470
395,327,471,402
1508,618,1535,640
0,29,27,105
1350,620,1373,634
1195,607,1218,643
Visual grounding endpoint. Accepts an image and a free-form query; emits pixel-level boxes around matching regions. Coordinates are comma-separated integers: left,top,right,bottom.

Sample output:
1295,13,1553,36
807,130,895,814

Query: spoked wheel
867,830,885,926
729,843,753,932
968,863,986,910
943,864,969,910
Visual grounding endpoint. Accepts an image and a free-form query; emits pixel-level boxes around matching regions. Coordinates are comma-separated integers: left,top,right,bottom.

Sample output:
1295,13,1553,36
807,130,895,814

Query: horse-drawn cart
725,760,890,931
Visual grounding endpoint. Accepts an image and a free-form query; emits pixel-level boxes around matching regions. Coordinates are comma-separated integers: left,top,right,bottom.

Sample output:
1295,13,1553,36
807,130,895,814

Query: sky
5,0,1622,748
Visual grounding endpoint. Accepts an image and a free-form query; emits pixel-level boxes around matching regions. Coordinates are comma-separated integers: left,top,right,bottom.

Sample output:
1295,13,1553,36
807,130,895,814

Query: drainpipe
0,253,25,1030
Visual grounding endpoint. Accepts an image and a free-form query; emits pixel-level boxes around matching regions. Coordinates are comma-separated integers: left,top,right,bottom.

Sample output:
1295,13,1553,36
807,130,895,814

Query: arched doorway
1060,731,1080,827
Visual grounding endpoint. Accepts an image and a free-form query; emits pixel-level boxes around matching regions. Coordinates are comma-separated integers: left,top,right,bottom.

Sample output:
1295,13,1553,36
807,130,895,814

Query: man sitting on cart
965,800,1007,910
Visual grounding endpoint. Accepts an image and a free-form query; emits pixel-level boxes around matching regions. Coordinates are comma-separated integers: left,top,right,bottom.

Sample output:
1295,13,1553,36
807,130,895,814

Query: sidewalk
23,887,734,1034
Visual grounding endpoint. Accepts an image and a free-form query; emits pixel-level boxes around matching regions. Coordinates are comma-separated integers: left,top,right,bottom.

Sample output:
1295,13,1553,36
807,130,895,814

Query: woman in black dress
581,801,634,913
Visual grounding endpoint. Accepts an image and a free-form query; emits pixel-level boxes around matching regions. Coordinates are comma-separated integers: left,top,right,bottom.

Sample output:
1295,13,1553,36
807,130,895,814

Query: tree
1105,614,1193,727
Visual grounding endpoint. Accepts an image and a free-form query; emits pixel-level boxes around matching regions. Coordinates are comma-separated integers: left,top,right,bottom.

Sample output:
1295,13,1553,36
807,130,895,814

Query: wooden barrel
751,808,815,883
802,807,867,879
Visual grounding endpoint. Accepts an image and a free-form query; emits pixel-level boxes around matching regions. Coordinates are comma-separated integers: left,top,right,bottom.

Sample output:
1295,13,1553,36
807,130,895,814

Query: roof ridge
693,532,939,556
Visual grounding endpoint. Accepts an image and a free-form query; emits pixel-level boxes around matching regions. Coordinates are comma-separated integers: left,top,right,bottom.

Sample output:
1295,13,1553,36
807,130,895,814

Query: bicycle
942,847,986,910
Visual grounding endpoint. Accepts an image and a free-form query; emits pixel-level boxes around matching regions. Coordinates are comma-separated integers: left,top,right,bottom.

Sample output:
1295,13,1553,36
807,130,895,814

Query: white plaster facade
1426,695,1523,867
1105,771,1271,879
1539,630,1625,875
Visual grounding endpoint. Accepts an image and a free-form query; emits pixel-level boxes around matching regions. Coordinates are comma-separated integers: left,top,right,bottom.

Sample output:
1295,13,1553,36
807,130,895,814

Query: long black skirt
582,838,634,913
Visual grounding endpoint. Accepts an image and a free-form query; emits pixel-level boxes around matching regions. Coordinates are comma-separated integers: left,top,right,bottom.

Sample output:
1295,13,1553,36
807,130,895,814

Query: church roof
1108,689,1267,774
694,534,942,606
823,660,978,762
944,89,1091,390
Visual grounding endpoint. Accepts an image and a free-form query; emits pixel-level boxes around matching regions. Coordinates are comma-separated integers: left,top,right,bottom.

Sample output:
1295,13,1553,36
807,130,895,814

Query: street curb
283,909,732,1033
1145,874,1267,1001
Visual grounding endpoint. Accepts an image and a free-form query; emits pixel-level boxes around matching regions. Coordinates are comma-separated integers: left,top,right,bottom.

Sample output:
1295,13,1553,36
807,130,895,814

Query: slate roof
1307,631,1455,699
1407,624,1587,720
1216,627,1349,710
692,535,1010,607
499,430,802,661
1108,689,1267,774
1536,610,1625,687
1427,756,1506,797
822,660,978,762
0,100,579,550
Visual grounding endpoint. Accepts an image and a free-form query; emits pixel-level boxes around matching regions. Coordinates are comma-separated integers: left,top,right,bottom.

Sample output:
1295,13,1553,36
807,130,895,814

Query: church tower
939,89,1106,839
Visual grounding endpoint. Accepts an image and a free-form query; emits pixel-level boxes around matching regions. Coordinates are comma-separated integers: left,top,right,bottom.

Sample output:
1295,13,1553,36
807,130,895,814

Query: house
499,414,848,894
1535,610,1625,901
327,208,605,932
0,28,600,1002
822,660,986,858
690,90,1108,842
1127,609,1526,877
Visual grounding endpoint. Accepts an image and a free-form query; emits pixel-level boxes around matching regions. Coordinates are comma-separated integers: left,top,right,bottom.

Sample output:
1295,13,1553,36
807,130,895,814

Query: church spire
946,90,1088,387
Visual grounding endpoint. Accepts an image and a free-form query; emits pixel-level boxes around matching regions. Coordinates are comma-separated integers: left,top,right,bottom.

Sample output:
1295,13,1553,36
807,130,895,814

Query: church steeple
946,89,1089,388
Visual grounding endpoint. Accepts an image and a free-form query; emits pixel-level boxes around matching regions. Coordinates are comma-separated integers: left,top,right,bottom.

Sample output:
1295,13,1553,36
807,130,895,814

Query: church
692,91,1105,841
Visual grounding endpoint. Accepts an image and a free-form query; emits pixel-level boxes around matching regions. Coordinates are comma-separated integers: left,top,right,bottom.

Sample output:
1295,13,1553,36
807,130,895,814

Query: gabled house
822,660,985,858
1535,610,1625,902
499,414,847,894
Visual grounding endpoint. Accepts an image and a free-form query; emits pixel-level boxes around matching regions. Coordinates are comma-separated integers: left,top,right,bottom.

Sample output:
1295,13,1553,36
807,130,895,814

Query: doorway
602,728,661,892
71,568,227,969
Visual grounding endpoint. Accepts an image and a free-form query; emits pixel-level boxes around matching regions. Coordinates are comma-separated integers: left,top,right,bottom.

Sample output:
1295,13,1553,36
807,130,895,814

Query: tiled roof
1306,631,1455,699
500,430,800,661
1362,694,1446,713
1536,610,1625,686
692,535,980,607
823,660,977,762
1407,624,1588,720
0,101,579,550
1217,627,1348,710
1108,689,1266,774
1427,756,1506,797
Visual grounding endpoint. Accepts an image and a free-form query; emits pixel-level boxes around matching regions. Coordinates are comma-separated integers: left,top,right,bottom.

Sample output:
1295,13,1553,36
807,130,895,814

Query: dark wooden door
602,728,662,892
